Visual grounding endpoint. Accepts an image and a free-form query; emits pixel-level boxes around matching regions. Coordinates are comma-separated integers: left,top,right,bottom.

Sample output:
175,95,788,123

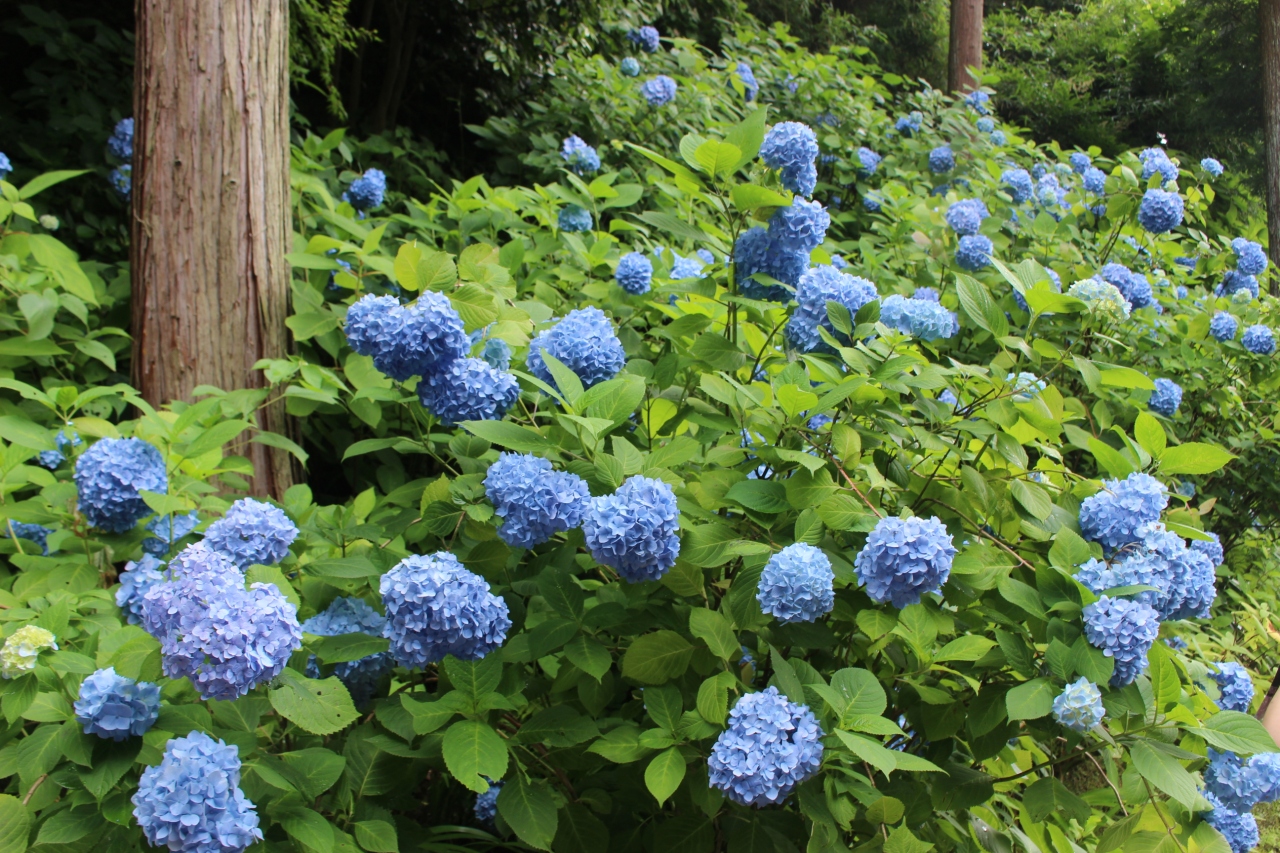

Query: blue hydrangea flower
1232,238,1268,276
1082,595,1160,686
139,543,245,642
854,515,956,609
1175,255,1198,269
474,781,502,825
761,122,819,196
581,476,680,582
481,338,511,371
1192,532,1224,567
641,75,677,107
1218,270,1260,301
1100,262,1153,310
757,544,834,624
484,453,590,549
1206,751,1274,812
1052,678,1104,732
629,26,660,52
0,152,11,180
856,147,881,176
895,112,923,137
785,265,878,352
1149,378,1183,416
1166,636,1188,650
380,552,511,668
670,251,708,280
1243,325,1276,355
117,554,166,626
989,130,1007,146
964,90,991,114
1211,312,1239,342
345,294,401,357
1175,480,1197,499
1176,285,1188,299
418,357,519,426
768,198,830,252
74,666,160,740
1075,546,1175,615
1079,472,1168,554
620,57,640,77
976,117,994,133
939,389,959,407
1005,372,1046,400
734,227,808,301
807,414,833,430
914,287,940,302
945,199,988,235
1129,522,1217,620
560,135,600,175
1069,152,1092,174
879,294,956,340
1138,189,1184,233
1002,169,1034,204
1202,158,1225,177
204,498,298,569
390,292,470,382
144,510,200,556
734,62,758,100
5,522,50,555
558,204,593,233
928,145,955,174
1139,148,1178,184
132,730,262,853
1212,662,1255,712
108,117,134,160
526,307,625,390
616,252,653,295
1203,791,1260,853
955,234,993,270
708,686,824,807
862,192,882,212
346,169,386,212
109,164,132,199
1080,166,1106,195
302,597,393,706
75,437,168,533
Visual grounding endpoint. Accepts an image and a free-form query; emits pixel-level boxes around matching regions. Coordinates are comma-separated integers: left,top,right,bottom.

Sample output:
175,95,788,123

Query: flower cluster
641,75,677,106
1204,749,1280,813
854,515,956,608
1052,678,1104,732
481,337,512,370
1002,168,1033,204
1148,378,1183,416
6,521,50,555
1069,152,1091,173
484,453,590,549
110,165,132,199
1193,531,1225,566
75,437,168,533
769,197,830,252
144,510,200,556
302,597,394,705
945,199,988,236
204,498,298,569
1139,147,1178,184
955,234,993,270
1,625,58,678
856,147,881,176
1218,270,1259,300
380,552,511,667
760,122,819,197
74,667,160,740
1083,166,1107,194
734,226,809,301
581,476,681,582
38,426,81,469
558,204,593,232
1137,188,1184,233
628,26,660,52
894,112,923,136
419,357,520,425
669,248,710,280
1005,372,1046,400
526,307,626,390
108,117,134,160
964,90,990,114
1232,238,1268,276
928,145,954,173
0,152,11,180
785,265,878,352
619,57,640,77
1243,324,1276,355
734,62,758,100
560,135,600,175
707,687,824,807
1212,662,1255,712
474,782,503,825
116,554,166,625
1082,595,1160,686
879,294,956,340
756,543,835,624
616,251,653,294
1211,311,1239,341
1204,792,1260,853
132,731,262,853
1099,263,1153,310
355,292,471,381
1079,471,1168,554
346,168,386,212
1069,279,1131,320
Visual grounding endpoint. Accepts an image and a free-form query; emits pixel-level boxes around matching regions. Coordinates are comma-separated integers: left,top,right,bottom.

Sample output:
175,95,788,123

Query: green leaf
833,730,897,776
1159,442,1236,475
884,827,933,853
0,338,66,357
1147,641,1181,711
287,311,342,340
1010,479,1053,520
308,632,391,664
539,352,585,408
645,747,687,805
622,631,693,684
458,420,549,453
0,416,55,451
730,184,793,211
723,105,767,169
1129,740,1203,808
1134,412,1167,457
497,774,558,851
181,419,251,458
442,720,509,793
828,667,887,718
955,274,1008,338
1089,438,1136,478
280,808,335,853
442,655,502,711
581,374,647,424
694,140,743,176
563,636,611,680
934,636,996,662
401,691,468,734
998,577,1047,620
34,806,102,845
279,748,347,799
688,608,738,659
1199,711,1280,755
1005,678,1054,720
1022,777,1090,824
18,170,88,199
354,821,398,853
1099,367,1155,390
268,669,359,735
725,480,789,513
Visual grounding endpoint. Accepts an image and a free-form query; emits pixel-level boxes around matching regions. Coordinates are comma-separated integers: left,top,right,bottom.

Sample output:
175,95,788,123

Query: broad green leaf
688,608,738,659
458,420,549,453
1088,437,1135,478
1159,442,1235,475
181,419,251,458
934,636,996,662
1022,777,1089,824
694,139,742,176
564,636,612,680
1129,740,1203,808
725,480,789,513
1134,412,1167,457
1005,678,1054,720
833,730,896,776
645,747,686,805
34,807,102,845
442,720,509,793
1199,711,1280,755
0,416,56,451
401,691,468,734
19,170,88,199
354,821,398,853
622,631,693,684
280,808,335,853
730,184,792,211
497,774,558,851
268,670,359,736
1099,367,1155,390
307,632,390,664
279,748,347,799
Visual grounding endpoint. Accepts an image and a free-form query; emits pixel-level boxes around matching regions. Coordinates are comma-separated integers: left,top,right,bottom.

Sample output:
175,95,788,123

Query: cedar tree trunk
1262,0,1280,292
948,0,983,93
131,0,295,496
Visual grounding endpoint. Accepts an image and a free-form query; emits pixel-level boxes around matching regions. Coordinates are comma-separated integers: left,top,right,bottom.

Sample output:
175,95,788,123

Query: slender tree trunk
948,0,984,93
1262,0,1280,293
132,0,295,497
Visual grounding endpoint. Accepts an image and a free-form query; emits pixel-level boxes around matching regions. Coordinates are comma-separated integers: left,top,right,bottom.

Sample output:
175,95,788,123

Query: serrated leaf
622,632,693,684
1159,442,1235,475
497,774,558,851
645,747,686,805
442,720,508,793
269,670,359,735
688,608,738,659
1005,678,1054,720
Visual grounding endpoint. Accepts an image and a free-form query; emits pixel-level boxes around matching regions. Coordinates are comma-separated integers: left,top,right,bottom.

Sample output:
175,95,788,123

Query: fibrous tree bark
132,0,295,496
948,0,984,93
1262,0,1280,291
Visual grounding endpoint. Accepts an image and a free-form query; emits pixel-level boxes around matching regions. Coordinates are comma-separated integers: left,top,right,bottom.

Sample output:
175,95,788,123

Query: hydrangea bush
5,14,1280,853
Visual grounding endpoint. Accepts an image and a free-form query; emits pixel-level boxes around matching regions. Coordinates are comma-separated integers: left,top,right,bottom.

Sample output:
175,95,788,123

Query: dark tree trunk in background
948,0,983,93
131,0,295,497
1262,0,1280,292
